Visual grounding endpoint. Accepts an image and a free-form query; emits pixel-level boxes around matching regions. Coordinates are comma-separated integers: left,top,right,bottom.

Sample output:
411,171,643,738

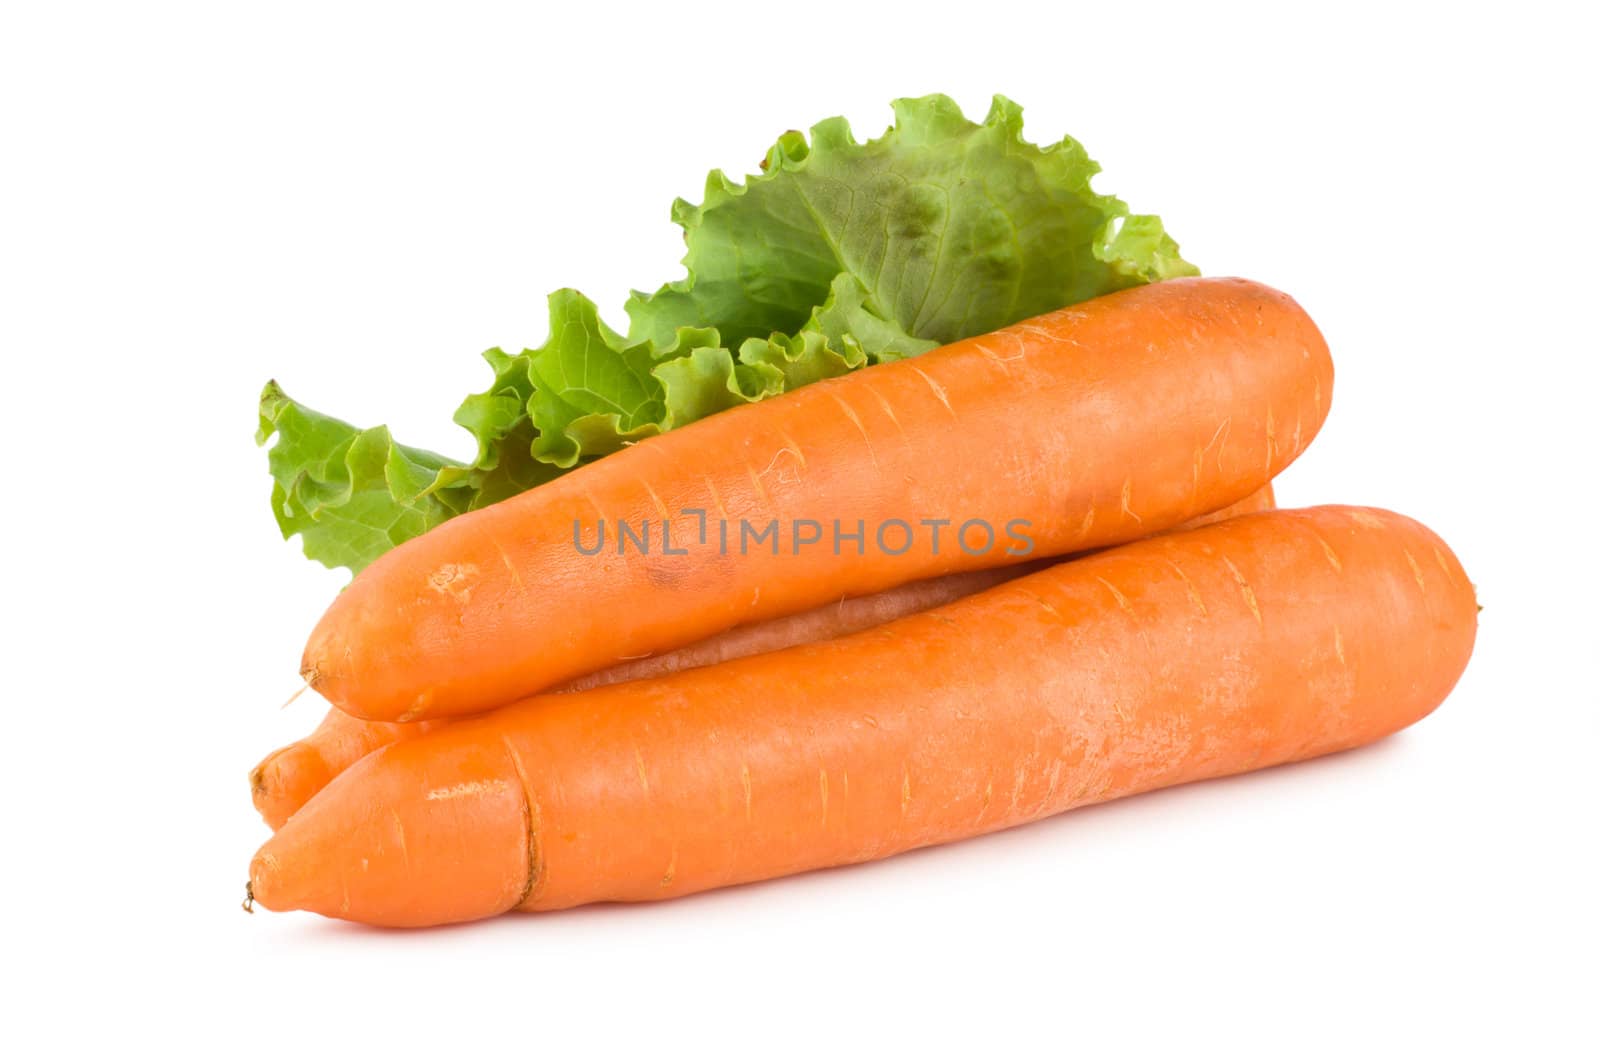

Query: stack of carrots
247,277,1477,927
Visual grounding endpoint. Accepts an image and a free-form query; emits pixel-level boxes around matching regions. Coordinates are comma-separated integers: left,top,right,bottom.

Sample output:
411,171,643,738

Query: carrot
249,715,445,831
248,505,1475,927
251,484,1277,828
250,567,1022,829
303,278,1331,722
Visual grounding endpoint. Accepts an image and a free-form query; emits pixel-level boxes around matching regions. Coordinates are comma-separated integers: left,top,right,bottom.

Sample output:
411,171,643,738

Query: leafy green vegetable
259,94,1197,573
258,382,476,574
627,94,1191,350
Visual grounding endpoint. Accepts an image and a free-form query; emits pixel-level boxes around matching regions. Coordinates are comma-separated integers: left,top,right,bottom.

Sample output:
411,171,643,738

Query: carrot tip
242,881,255,914
280,683,310,710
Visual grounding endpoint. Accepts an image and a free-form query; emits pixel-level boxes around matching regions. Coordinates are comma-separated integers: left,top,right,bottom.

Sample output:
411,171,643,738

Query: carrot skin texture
250,568,1018,829
1184,481,1274,527
251,506,1476,927
251,485,1277,828
303,278,1332,722
249,713,442,829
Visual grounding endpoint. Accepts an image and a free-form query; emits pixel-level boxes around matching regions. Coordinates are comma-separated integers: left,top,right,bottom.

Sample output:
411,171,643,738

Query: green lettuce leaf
257,382,479,573
626,94,1194,350
261,94,1196,573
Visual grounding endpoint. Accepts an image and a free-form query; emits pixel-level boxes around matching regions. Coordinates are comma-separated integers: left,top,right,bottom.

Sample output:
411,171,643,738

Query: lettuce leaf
627,94,1192,351
260,94,1197,573
257,382,478,574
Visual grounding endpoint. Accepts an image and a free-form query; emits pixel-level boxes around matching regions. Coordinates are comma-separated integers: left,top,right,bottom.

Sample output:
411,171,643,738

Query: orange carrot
250,567,1019,829
249,715,445,831
303,278,1331,722
249,505,1475,927
251,484,1277,828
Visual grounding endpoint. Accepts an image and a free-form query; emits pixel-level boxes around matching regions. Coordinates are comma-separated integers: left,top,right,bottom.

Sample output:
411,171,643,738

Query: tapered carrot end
300,612,405,721
299,618,332,701
249,743,327,830
247,724,535,926
247,848,289,913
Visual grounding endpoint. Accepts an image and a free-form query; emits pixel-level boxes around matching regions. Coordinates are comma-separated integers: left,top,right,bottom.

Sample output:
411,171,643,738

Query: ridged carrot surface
251,505,1475,927
251,486,1275,828
303,278,1331,722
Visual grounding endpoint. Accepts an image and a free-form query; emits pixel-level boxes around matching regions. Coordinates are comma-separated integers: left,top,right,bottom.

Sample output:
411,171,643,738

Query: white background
4,1,1595,1059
